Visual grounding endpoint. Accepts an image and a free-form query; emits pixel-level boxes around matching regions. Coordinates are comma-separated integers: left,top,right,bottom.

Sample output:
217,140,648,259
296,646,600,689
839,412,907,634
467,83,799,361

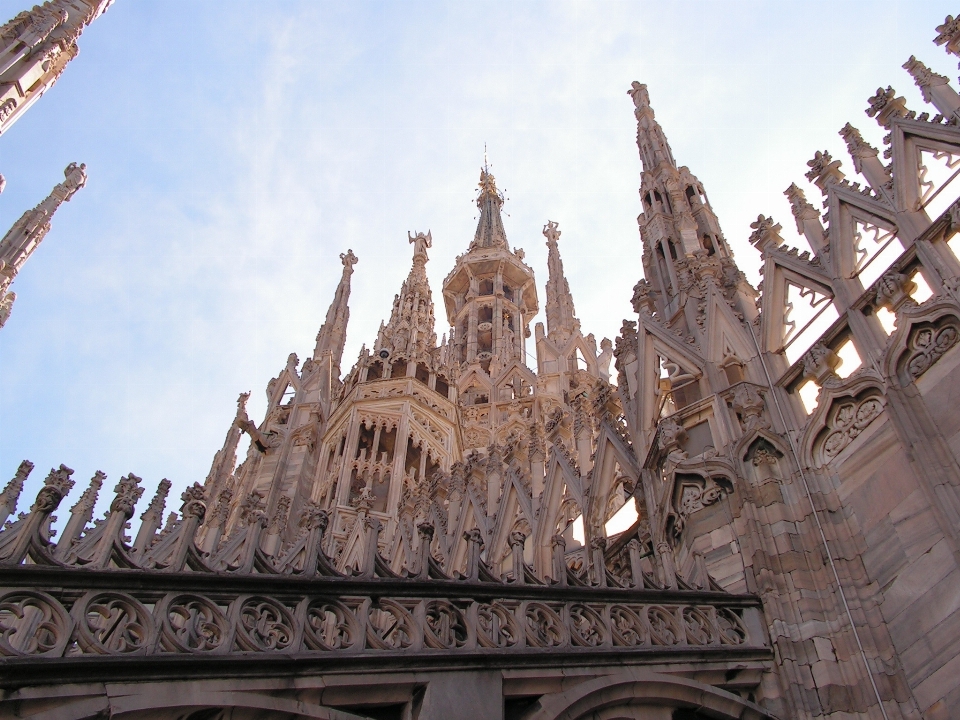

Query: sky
0,0,954,531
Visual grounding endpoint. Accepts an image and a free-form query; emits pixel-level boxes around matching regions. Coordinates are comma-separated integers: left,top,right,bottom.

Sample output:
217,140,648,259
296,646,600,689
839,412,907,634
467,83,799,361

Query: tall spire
0,0,114,136
377,231,437,359
0,162,87,329
628,82,677,173
471,165,509,250
542,220,580,342
627,82,734,312
314,249,358,374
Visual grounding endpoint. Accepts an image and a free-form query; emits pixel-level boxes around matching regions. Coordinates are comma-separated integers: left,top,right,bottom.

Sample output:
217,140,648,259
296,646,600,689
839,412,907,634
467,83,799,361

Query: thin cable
747,323,890,720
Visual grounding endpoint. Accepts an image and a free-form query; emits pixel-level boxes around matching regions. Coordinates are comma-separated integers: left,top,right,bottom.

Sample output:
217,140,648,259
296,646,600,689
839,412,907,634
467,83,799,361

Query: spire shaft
0,163,87,330
471,168,509,250
314,249,358,374
628,82,677,173
627,82,737,313
378,232,437,360
542,221,580,342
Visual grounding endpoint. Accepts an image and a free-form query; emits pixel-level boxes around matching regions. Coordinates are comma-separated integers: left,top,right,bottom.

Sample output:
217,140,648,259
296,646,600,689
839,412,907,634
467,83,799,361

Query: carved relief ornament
668,473,732,538
903,323,959,380
818,395,885,464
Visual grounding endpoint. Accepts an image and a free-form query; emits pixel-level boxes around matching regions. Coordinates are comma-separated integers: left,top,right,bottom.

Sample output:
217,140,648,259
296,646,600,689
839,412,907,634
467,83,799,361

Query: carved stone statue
628,81,650,110
60,162,87,200
408,230,432,259
341,248,358,271
542,220,561,245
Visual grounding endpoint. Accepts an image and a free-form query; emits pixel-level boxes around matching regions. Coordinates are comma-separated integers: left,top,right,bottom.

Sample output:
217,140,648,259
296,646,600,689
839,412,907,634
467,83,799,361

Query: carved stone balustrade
0,562,769,686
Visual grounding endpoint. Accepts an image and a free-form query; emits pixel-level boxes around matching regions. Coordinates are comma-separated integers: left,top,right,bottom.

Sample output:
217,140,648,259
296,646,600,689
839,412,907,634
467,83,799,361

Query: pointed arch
798,370,887,469
881,298,960,386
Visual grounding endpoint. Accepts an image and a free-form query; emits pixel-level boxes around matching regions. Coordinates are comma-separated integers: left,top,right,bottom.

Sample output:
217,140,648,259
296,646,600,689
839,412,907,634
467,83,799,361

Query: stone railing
0,566,767,665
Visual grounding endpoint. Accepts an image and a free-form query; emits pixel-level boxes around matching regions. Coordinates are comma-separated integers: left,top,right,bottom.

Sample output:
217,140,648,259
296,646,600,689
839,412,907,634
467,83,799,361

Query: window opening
371,471,390,513
605,496,639,536
908,269,934,304
415,363,430,384
876,306,897,334
947,231,960,263
853,221,904,289
834,338,862,379
782,282,839,364
571,515,585,546
919,148,960,221
377,425,397,463
797,379,819,415
701,234,715,256
356,425,376,460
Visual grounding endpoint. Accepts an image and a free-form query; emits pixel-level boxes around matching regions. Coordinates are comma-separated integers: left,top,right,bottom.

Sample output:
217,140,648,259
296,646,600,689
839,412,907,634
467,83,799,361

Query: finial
477,165,500,202
903,56,950,104
748,215,784,254
483,143,489,174
866,86,908,128
935,15,960,57
236,391,250,415
804,150,845,192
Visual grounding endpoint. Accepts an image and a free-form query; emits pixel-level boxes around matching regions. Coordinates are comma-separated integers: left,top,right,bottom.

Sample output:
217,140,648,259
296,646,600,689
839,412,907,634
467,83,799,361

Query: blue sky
0,0,953,528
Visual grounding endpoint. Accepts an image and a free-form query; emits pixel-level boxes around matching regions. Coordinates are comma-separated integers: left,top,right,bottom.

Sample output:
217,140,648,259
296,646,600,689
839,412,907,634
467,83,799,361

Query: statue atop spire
543,221,581,343
377,232,437,360
0,162,87,330
313,249,358,374
471,163,509,250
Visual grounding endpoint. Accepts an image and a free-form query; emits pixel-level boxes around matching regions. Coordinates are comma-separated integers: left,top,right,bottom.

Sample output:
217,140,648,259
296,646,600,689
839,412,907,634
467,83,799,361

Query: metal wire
746,322,890,720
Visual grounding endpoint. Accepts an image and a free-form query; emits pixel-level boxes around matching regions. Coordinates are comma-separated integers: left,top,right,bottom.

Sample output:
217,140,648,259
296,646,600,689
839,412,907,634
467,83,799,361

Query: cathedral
2,2,960,719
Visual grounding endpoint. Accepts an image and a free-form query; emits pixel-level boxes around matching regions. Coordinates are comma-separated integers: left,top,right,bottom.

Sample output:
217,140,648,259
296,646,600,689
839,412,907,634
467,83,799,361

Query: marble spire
628,82,678,173
628,82,734,313
470,167,509,250
314,249,358,375
376,231,437,360
0,162,87,330
542,220,580,343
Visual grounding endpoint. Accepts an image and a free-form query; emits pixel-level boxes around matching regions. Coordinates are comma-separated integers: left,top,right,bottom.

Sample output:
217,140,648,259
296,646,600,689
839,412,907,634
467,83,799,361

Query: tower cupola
441,165,538,378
